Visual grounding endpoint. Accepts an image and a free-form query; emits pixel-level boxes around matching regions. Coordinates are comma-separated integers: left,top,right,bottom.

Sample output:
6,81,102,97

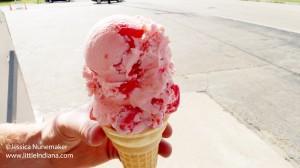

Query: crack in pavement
183,64,269,77
121,3,197,17
168,17,300,77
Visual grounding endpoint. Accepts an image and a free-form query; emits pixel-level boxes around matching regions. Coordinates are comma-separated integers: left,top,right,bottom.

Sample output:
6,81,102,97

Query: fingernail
88,125,106,146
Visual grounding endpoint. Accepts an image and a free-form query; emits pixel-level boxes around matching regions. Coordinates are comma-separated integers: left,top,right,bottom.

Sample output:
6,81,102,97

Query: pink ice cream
83,15,180,134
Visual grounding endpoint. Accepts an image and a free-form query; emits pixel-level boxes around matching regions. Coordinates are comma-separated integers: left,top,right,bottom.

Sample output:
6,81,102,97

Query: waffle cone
103,121,168,168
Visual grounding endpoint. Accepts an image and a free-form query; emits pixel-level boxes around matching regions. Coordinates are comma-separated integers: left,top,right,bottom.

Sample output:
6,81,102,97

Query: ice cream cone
103,121,168,168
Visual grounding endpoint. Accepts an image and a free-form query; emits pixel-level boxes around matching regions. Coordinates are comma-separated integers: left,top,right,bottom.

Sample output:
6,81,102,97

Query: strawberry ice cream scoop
83,15,180,134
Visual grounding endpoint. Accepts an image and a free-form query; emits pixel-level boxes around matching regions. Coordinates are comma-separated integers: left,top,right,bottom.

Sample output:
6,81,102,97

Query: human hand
41,106,172,168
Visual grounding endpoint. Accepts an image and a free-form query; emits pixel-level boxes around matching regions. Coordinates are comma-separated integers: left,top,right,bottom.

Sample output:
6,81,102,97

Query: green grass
242,0,300,4
0,0,44,6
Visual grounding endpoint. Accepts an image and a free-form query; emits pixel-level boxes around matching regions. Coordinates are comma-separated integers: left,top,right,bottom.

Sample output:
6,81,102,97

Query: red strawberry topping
151,98,164,110
118,79,140,96
118,26,144,38
119,105,143,130
167,84,180,113
129,60,144,78
118,26,144,52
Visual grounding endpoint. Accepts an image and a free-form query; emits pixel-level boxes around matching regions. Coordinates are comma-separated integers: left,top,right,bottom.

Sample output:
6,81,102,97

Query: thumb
81,121,107,147
41,108,106,153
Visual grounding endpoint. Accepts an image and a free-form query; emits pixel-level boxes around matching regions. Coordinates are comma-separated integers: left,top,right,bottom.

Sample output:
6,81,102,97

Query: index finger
162,123,172,138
